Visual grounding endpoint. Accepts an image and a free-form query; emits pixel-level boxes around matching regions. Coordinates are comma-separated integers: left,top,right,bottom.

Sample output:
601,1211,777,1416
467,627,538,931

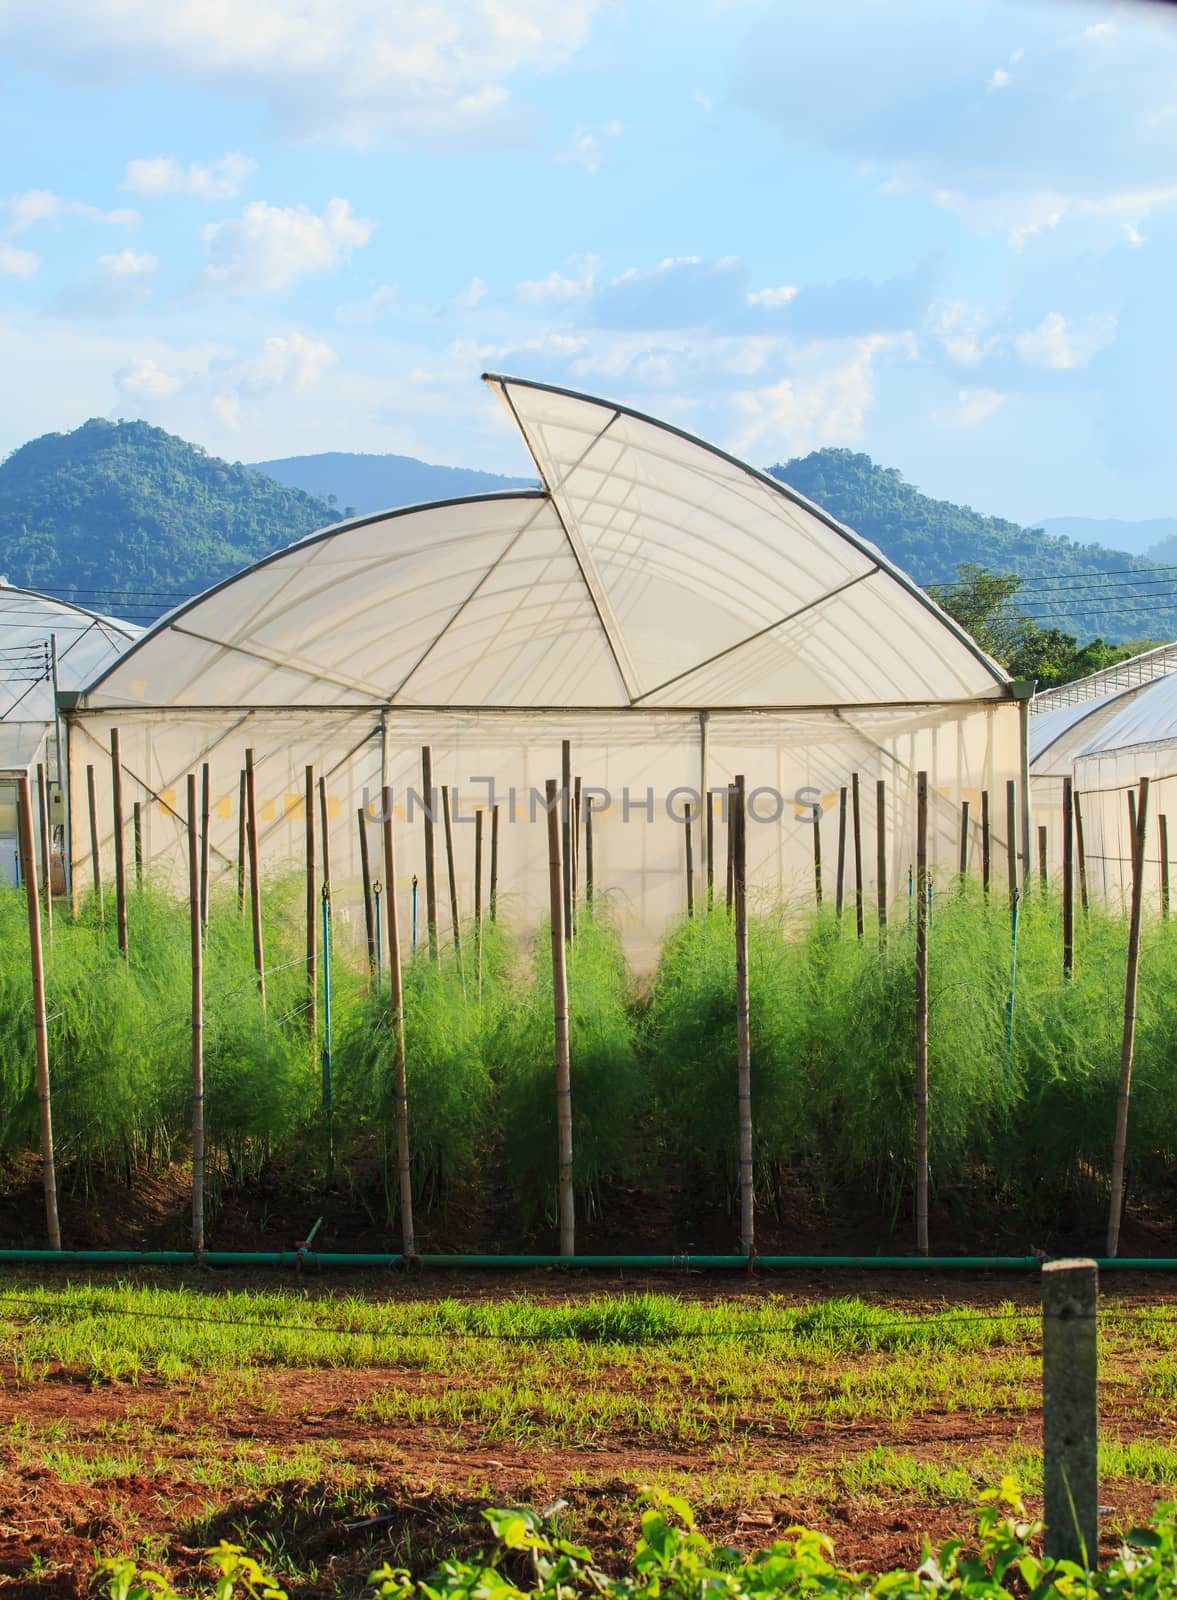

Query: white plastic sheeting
67,375,1020,956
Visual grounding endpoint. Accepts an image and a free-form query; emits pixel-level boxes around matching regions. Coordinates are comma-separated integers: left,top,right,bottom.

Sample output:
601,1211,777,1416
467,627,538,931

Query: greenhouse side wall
66,698,1021,963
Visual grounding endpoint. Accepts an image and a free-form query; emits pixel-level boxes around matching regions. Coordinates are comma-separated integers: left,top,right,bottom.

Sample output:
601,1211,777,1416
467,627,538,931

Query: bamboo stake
812,795,823,907
851,772,864,940
545,777,574,1257
706,796,715,906
1161,814,1170,923
584,796,594,909
421,746,438,962
245,748,265,1009
236,770,247,917
17,775,60,1250
1074,787,1090,916
85,764,103,924
474,808,484,997
35,762,52,943
110,728,128,959
305,765,316,1038
381,785,414,1258
915,769,930,1258
684,802,695,917
186,773,205,1259
199,763,210,930
835,785,848,920
726,790,735,909
572,775,582,932
733,773,754,1258
1107,775,1149,1258
318,773,332,889
1006,780,1018,914
357,806,376,979
490,803,500,922
133,800,143,893
1063,777,1075,976
1038,825,1048,889
561,740,573,942
981,789,991,897
441,783,463,975
959,799,970,880
876,778,887,939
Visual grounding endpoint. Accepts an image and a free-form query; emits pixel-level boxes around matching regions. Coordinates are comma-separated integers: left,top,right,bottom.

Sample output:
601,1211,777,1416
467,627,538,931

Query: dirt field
0,1269,1173,1597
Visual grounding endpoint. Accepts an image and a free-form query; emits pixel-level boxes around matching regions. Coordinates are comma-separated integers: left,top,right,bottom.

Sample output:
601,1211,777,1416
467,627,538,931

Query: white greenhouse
1031,643,1177,910
0,582,140,886
63,375,1026,955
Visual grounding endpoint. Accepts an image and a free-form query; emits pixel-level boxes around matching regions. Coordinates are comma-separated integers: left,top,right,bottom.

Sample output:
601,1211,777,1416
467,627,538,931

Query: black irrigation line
0,1293,1173,1346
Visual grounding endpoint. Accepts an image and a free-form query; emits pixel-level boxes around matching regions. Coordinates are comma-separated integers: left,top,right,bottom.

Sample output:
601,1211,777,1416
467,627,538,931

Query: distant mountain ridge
0,419,1172,642
250,450,536,516
1035,516,1177,561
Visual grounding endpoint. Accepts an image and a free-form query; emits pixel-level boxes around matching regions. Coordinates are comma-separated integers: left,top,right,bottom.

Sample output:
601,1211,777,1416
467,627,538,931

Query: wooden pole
812,796,823,907
85,764,103,924
572,775,582,932
1006,780,1018,914
421,746,438,962
35,762,52,943
305,765,316,1038
110,728,128,959
915,770,930,1258
199,762,210,930
187,773,205,1260
733,773,754,1258
17,775,60,1250
236,769,247,917
1107,775,1149,1258
584,795,594,910
490,802,501,922
1128,785,1138,841
441,783,463,974
1161,813,1170,923
545,777,574,1258
876,777,887,939
706,795,715,906
835,785,848,920
1042,1258,1099,1565
684,802,695,918
981,788,991,898
244,748,265,1009
1063,777,1075,977
726,789,735,909
381,786,415,1258
1038,824,1048,890
851,772,864,940
1074,787,1090,917
474,808,484,996
358,806,376,979
561,740,573,942
959,799,969,880
132,800,143,893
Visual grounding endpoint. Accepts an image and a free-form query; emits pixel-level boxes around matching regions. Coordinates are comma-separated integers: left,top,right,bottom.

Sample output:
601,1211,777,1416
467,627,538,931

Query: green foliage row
2,873,1176,1233
98,1484,1177,1599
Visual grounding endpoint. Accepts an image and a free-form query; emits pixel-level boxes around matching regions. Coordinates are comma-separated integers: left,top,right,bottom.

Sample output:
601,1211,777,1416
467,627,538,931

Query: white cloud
336,284,400,323
122,153,257,201
117,357,184,397
746,284,797,308
6,189,140,233
1123,222,1145,247
1014,311,1116,370
0,0,600,148
559,119,622,175
930,299,993,366
732,335,900,457
0,243,40,277
1084,21,1115,41
453,276,487,312
200,198,373,294
52,248,159,316
516,262,597,303
932,387,1006,427
987,68,1011,91
244,331,338,391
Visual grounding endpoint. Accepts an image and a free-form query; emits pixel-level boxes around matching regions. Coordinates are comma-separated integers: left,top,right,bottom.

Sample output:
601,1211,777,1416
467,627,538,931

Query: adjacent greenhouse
64,374,1024,955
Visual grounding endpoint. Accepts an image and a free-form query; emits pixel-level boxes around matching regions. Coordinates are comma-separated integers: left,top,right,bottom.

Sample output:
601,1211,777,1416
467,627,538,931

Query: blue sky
1,0,1174,522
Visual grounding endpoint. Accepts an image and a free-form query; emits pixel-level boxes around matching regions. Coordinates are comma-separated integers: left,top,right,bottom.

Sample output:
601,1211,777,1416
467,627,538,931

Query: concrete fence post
1042,1257,1099,1567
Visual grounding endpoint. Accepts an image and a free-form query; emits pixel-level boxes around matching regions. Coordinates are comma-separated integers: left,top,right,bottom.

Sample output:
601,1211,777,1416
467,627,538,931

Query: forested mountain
770,449,1177,642
0,419,335,623
251,450,535,515
1036,515,1177,560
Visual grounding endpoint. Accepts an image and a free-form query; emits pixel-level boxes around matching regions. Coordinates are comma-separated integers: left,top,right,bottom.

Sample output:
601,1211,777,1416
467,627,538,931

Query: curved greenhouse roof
82,375,1009,715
